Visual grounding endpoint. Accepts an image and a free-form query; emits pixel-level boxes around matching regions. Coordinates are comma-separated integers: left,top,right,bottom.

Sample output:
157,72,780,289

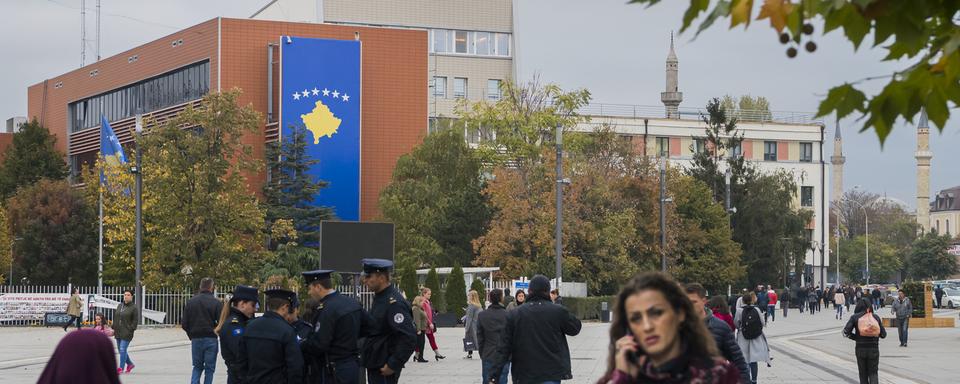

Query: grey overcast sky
3,0,957,208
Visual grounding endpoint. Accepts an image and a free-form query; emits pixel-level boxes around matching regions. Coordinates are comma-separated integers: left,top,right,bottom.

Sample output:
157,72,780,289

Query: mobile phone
623,325,638,362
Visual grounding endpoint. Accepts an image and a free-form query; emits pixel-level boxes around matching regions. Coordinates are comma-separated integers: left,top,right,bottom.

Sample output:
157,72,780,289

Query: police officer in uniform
359,259,416,384
217,285,259,384
301,270,368,384
238,288,304,384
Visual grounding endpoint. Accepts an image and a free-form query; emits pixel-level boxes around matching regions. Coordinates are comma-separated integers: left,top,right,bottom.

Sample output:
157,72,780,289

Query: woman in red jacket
419,287,446,361
707,296,735,331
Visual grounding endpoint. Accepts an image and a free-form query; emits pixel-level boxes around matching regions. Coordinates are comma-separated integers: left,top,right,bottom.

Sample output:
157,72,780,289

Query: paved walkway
0,306,957,383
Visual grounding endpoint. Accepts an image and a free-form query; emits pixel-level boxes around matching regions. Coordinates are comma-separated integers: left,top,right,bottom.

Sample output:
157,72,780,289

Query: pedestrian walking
684,283,751,383
359,259,417,384
181,277,222,384
300,269,367,384
464,290,482,359
489,275,582,384
707,296,735,331
797,286,807,313
834,290,846,319
502,288,513,307
506,289,526,310
411,296,430,363
114,289,139,375
844,298,886,384
37,329,121,384
765,287,778,324
214,285,258,384
755,285,769,317
891,291,912,347
735,292,771,384
935,286,944,309
64,288,84,331
870,288,882,311
780,288,791,318
807,289,818,316
92,313,114,337
816,286,824,312
551,289,563,305
597,274,740,384
419,287,446,361
477,289,510,384
238,288,304,384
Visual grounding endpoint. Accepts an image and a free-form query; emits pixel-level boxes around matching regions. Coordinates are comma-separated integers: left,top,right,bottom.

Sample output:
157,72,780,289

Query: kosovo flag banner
100,115,127,186
280,37,361,221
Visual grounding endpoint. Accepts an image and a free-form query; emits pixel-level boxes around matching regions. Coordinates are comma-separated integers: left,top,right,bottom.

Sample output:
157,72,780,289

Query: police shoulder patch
393,313,405,324
232,328,243,336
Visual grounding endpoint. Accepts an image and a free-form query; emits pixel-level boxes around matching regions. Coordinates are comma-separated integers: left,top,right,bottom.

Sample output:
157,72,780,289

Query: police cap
231,285,259,303
361,258,394,275
265,288,299,309
301,269,334,285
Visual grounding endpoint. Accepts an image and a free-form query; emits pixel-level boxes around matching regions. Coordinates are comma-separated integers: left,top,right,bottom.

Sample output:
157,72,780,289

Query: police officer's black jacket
302,291,367,363
182,291,223,340
490,296,582,384
360,285,416,371
238,311,304,384
219,307,252,368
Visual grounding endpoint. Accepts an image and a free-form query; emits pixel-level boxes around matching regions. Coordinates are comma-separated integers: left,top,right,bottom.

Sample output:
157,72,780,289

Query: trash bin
600,301,610,323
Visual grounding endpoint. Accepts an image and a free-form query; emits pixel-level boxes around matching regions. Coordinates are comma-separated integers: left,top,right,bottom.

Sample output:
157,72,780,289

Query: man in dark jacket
182,277,222,384
755,285,769,315
359,259,416,384
238,288,304,384
490,275,581,384
301,269,367,384
685,283,750,383
477,289,509,384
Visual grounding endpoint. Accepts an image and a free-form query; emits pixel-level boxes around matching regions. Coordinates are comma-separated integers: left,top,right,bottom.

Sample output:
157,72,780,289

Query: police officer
216,285,259,384
238,288,304,384
301,270,367,384
359,259,416,384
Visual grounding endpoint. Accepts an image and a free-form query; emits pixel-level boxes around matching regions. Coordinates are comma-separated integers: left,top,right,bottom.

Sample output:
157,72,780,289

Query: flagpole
98,187,103,298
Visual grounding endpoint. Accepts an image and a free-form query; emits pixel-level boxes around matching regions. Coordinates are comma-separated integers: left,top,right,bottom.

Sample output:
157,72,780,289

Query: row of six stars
293,87,351,102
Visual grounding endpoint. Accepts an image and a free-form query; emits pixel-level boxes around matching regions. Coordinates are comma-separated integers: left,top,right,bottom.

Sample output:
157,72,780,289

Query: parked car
941,288,960,309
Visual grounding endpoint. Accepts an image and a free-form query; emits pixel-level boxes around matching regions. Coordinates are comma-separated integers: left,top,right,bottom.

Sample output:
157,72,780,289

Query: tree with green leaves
906,232,957,280
0,207,9,285
839,235,902,283
0,119,68,198
687,98,745,203
400,266,420,301
720,94,772,121
7,179,97,285
445,265,467,317
424,267,442,311
630,0,959,142
379,128,490,270
470,278,487,309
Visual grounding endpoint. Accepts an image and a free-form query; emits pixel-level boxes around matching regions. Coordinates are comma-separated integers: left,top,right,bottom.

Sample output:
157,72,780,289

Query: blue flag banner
281,37,362,221
100,115,127,186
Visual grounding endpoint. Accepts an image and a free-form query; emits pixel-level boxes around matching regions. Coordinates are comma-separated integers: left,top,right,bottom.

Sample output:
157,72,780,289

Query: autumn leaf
730,0,754,28
756,0,793,32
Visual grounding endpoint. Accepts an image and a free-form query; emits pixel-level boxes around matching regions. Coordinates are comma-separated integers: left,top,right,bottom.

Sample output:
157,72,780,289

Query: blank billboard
319,221,394,273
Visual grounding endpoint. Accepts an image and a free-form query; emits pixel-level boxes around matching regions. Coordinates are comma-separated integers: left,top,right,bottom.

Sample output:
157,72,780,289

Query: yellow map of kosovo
300,100,342,144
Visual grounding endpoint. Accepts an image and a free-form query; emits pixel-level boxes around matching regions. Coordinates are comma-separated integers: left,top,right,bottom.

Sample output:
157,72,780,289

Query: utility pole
660,160,667,272
134,114,144,325
554,123,564,290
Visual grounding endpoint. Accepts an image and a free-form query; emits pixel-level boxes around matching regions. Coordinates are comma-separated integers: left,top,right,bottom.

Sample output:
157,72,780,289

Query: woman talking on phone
598,272,740,384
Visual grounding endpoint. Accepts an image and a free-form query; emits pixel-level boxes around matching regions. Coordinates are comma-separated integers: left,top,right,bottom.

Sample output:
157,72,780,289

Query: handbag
463,338,477,352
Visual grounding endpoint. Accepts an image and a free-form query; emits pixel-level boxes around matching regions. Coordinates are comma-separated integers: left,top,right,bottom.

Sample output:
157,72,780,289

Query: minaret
916,108,933,232
831,117,845,203
661,32,683,119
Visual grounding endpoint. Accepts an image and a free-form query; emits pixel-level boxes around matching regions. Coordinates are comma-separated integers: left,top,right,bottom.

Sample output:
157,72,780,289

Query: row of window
430,29,511,57
433,77,502,101
934,219,953,236
656,138,814,162
69,61,210,133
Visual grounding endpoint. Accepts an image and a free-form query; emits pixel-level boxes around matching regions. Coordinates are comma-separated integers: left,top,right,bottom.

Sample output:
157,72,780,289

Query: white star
322,88,330,96
332,90,340,99
311,87,320,96
341,94,350,102
292,93,300,100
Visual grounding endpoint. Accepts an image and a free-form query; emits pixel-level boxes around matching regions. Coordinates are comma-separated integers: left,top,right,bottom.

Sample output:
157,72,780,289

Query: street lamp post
810,240,823,287
133,114,144,325
554,124,567,290
660,160,667,272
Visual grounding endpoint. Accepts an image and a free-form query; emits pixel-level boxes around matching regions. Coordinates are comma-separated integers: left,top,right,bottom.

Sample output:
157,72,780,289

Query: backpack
857,312,880,337
740,306,763,340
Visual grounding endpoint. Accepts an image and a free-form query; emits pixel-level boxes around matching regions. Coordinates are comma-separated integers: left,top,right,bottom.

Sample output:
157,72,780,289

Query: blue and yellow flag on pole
100,115,127,186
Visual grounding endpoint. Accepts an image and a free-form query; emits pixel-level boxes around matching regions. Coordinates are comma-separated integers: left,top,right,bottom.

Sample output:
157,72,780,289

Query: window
432,76,447,98
731,142,742,158
487,79,501,101
936,220,940,233
947,220,951,236
764,141,778,161
475,32,492,55
455,31,470,53
69,60,210,132
495,33,511,56
800,142,813,162
656,137,670,157
431,29,451,53
801,186,814,207
693,138,706,154
453,77,467,99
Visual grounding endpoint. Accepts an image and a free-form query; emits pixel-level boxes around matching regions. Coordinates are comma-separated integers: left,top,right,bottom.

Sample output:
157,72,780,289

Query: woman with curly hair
598,272,740,384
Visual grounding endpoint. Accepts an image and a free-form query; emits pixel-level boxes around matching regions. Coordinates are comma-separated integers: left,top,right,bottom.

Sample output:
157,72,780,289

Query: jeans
897,317,909,346
766,305,776,322
481,360,510,384
117,339,134,370
836,303,844,318
191,337,218,384
873,298,881,310
65,315,82,330
749,361,759,384
782,304,788,318
855,348,880,384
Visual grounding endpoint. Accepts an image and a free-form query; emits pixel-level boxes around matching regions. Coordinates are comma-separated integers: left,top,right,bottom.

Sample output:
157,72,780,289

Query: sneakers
117,368,123,375
125,364,135,373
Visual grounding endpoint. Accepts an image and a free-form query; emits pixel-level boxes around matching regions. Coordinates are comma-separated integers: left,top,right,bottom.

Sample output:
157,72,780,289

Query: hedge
901,281,926,318
561,296,615,320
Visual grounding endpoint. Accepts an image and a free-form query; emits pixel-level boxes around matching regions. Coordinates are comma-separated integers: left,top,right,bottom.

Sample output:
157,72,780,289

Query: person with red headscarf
37,329,120,384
